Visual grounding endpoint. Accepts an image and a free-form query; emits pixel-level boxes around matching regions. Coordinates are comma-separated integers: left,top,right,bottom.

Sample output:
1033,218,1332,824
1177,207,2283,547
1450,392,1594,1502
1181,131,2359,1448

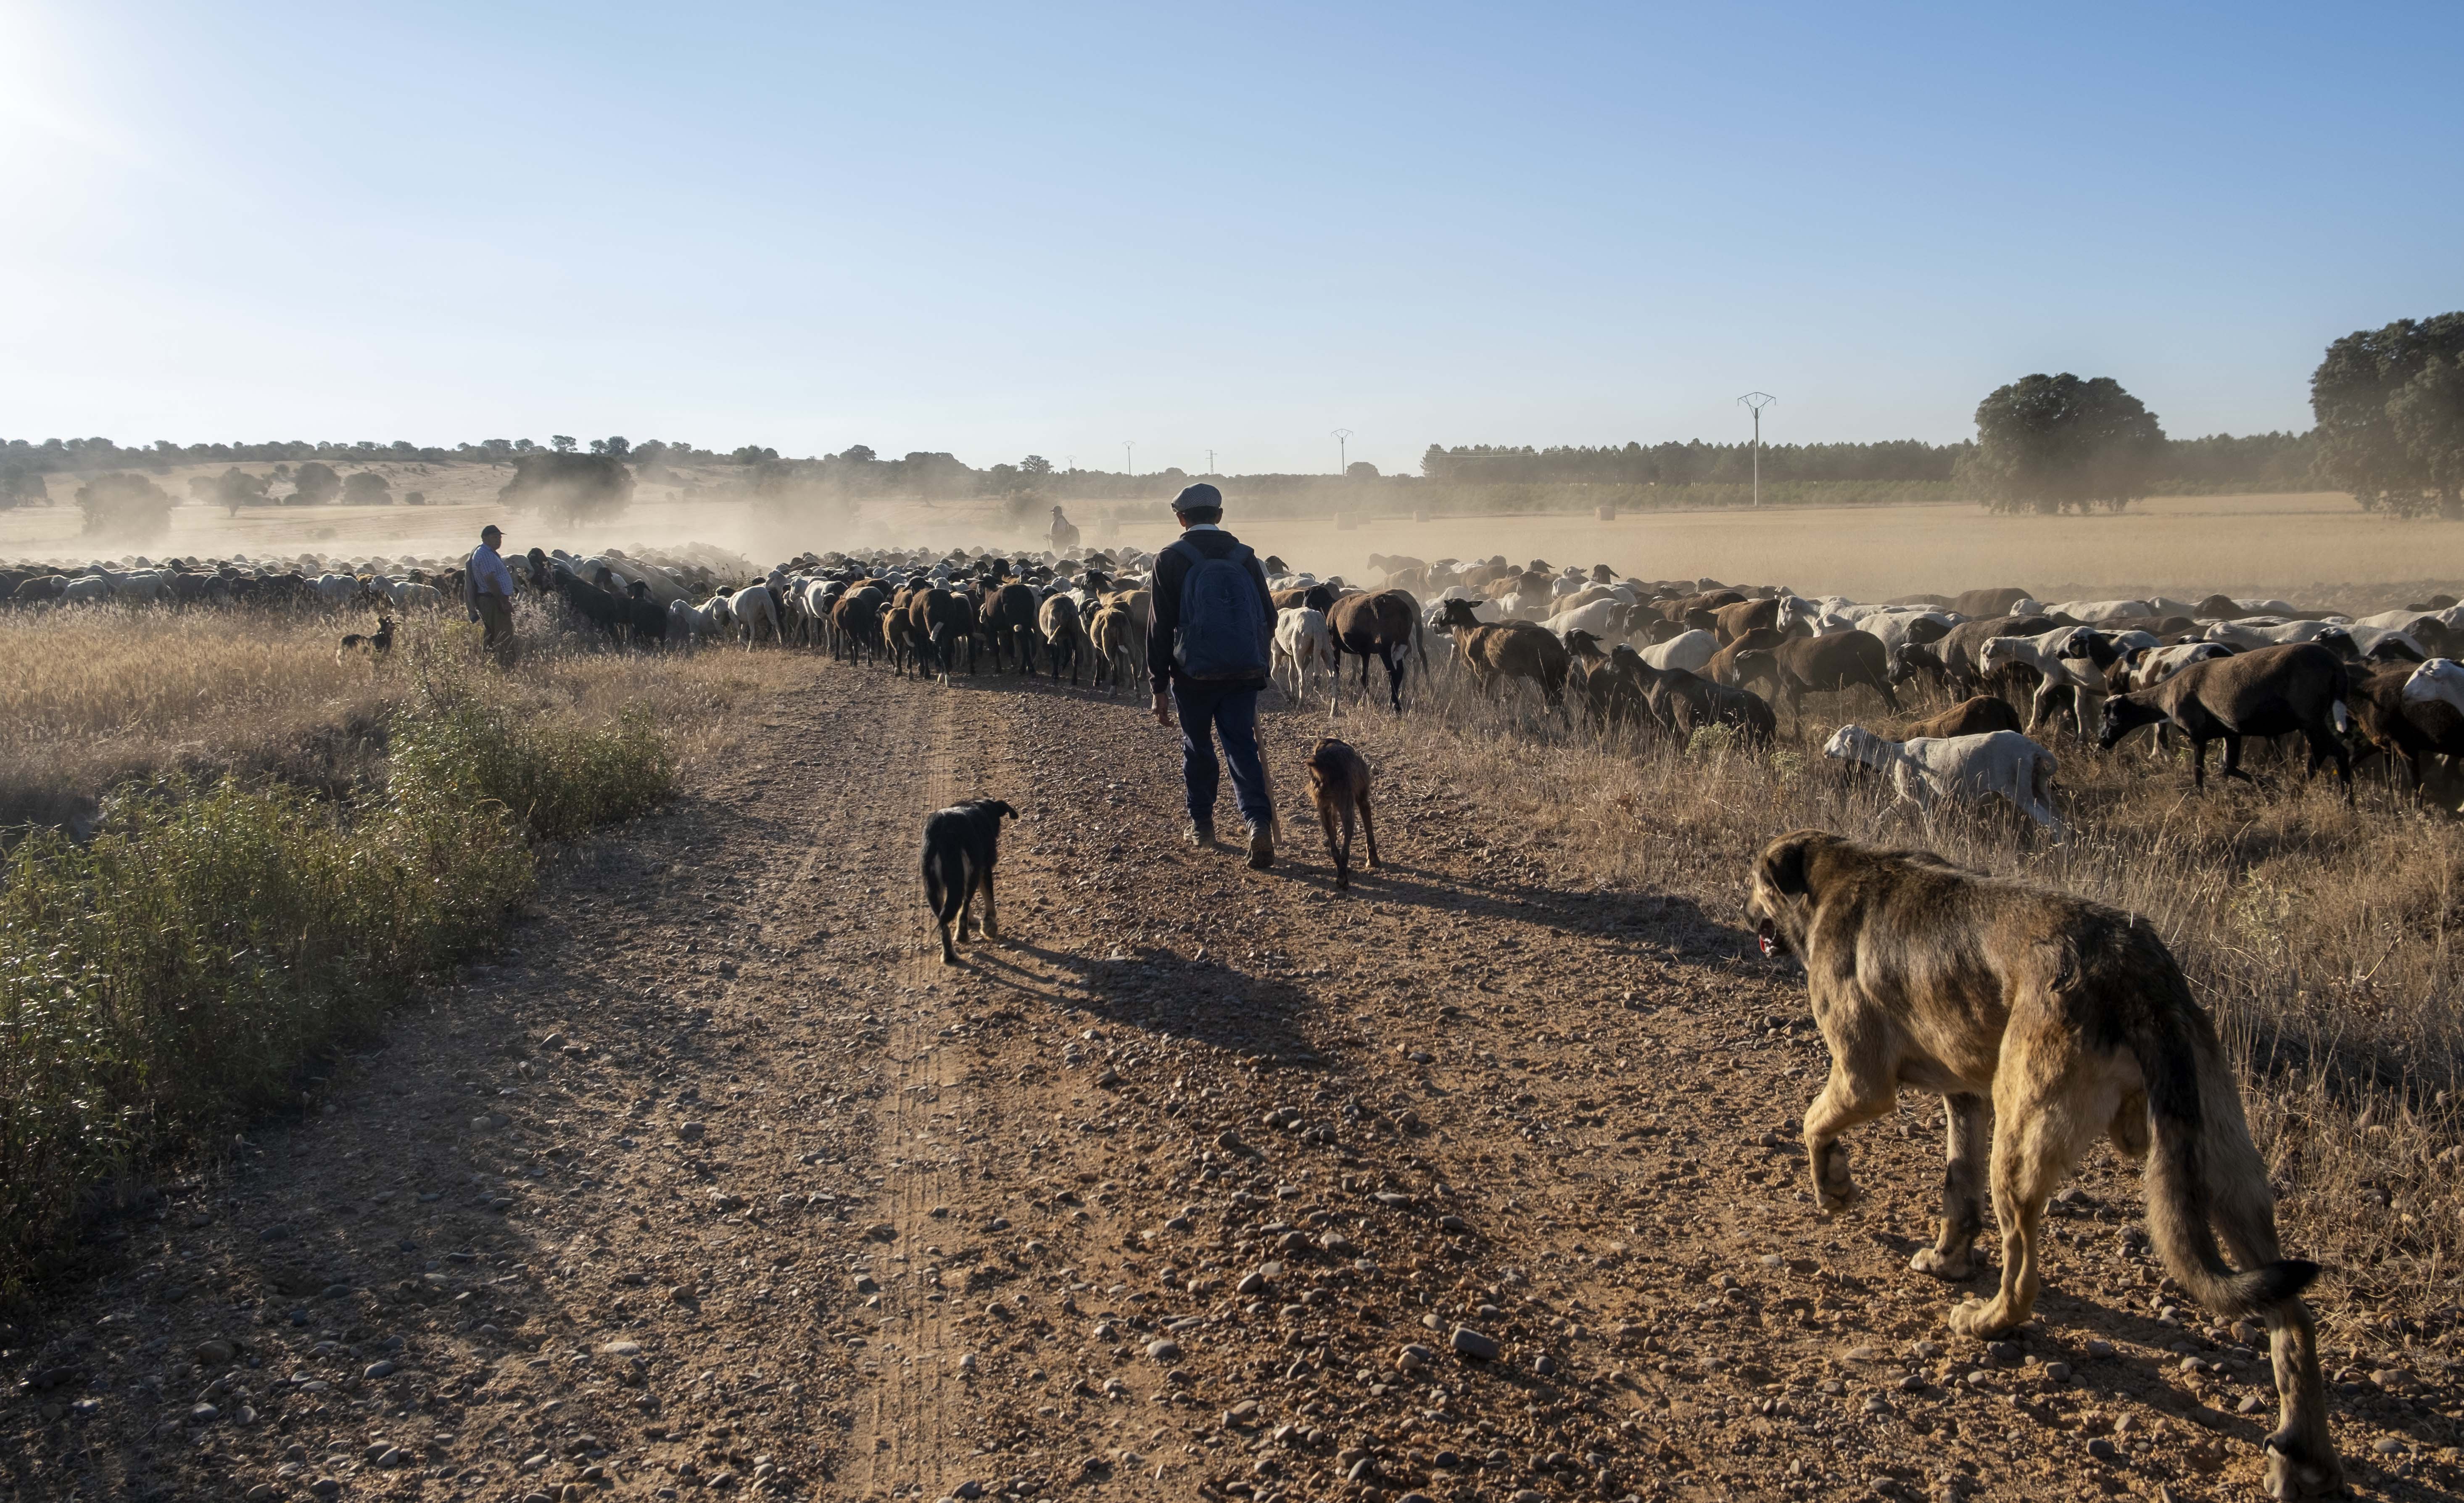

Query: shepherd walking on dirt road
1148,482,1279,867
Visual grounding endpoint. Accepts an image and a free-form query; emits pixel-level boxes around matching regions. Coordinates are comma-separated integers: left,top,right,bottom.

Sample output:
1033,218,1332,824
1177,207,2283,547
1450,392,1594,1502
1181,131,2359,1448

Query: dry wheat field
3,496,2461,1503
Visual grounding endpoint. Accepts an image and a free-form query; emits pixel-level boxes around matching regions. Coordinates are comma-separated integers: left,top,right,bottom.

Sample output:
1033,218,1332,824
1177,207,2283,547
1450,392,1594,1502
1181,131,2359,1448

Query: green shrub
0,698,677,1286
390,699,676,842
0,780,532,1284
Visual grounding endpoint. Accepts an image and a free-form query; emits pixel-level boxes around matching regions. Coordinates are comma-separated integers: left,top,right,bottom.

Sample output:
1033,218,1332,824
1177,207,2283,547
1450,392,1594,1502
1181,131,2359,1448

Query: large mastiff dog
1746,830,2339,1498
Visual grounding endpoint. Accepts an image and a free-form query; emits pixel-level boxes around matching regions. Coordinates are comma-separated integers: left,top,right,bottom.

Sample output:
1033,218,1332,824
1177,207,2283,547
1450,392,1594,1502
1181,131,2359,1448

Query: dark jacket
1147,526,1275,694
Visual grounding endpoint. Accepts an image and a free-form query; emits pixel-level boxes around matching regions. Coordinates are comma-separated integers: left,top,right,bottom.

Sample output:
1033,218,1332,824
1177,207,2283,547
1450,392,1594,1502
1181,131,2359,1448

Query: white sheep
1274,606,1337,703
1978,626,2110,737
1638,629,1717,674
1823,724,2063,832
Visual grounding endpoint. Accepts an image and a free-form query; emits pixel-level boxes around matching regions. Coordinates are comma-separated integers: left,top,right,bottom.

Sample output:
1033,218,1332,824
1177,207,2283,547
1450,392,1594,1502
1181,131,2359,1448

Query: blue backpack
1169,538,1269,681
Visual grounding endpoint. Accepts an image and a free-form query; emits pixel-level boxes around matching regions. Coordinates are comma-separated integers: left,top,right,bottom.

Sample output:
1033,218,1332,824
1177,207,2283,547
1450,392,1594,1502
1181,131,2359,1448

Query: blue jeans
1173,681,1272,833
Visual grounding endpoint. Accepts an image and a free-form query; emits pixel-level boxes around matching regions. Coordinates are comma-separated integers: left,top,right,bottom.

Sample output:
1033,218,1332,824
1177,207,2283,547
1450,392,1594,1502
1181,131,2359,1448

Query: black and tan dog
1746,829,2339,1498
1304,738,1380,891
337,616,395,662
921,799,1018,964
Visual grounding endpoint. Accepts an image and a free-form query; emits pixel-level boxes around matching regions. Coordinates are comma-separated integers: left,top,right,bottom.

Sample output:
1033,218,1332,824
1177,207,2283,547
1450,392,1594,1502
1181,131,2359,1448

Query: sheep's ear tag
1758,931,1778,958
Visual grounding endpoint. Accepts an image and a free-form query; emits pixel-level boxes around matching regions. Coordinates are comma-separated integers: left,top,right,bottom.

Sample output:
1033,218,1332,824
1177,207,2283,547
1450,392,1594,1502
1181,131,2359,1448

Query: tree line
1421,430,2315,497
11,309,2461,523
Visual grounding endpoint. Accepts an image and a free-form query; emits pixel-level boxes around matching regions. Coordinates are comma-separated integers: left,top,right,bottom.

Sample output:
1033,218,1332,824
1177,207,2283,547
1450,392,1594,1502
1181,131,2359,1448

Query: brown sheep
1729,631,1900,721
1087,603,1132,696
1437,597,1568,710
1663,589,1746,623
1606,646,1775,747
1328,589,1424,712
1936,614,2059,692
1703,626,1792,686
1711,595,1812,644
2097,643,2353,800
1952,586,2036,617
1037,592,1085,685
1904,695,2026,740
2347,665,2464,793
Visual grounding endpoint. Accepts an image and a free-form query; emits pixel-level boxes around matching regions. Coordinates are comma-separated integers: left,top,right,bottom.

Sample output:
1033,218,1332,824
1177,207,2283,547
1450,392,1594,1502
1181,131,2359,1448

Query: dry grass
1356,665,2464,1363
0,600,820,829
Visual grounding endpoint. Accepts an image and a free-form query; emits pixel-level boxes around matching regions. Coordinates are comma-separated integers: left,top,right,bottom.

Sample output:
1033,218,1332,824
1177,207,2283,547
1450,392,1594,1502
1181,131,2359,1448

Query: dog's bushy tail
921,832,965,929
2123,946,2321,1318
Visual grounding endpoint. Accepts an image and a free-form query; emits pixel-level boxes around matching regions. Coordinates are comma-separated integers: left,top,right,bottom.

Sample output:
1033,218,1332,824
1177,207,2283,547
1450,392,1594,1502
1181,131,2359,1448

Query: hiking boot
1246,821,1275,870
1185,823,1217,851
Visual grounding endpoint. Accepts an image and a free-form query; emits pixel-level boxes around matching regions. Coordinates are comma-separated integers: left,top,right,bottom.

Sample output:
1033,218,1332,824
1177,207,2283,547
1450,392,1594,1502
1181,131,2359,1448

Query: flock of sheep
575,542,2464,832
14,537,2464,831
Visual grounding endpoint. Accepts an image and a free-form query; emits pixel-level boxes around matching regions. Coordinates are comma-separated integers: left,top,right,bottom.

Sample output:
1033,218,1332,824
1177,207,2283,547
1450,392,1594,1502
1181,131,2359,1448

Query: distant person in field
1049,505,1080,552
1149,483,1279,868
465,523,517,665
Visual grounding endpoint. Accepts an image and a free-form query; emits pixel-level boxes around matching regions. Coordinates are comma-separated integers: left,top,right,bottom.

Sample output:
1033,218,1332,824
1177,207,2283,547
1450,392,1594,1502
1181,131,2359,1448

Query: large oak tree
1964,372,2166,514
2313,313,2464,518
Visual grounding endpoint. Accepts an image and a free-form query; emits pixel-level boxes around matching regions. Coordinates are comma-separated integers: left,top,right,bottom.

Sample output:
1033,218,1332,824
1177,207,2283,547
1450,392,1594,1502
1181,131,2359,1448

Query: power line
1737,393,1775,507
1331,428,1353,477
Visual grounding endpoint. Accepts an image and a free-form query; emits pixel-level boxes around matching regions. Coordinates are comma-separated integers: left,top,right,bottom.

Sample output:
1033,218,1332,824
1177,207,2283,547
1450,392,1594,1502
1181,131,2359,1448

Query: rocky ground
5,662,2459,1503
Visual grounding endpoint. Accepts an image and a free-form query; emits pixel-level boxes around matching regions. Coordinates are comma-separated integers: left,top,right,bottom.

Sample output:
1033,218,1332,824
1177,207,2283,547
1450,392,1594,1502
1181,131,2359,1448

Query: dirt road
5,663,2451,1503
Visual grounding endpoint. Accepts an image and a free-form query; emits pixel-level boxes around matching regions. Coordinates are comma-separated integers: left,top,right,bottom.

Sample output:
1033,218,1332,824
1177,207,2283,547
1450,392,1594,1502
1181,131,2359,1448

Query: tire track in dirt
853,684,975,1495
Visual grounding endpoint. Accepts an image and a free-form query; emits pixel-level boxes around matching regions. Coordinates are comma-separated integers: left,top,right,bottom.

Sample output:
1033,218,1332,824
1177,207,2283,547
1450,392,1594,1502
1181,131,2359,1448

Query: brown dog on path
1745,829,2339,1498
1305,738,1380,891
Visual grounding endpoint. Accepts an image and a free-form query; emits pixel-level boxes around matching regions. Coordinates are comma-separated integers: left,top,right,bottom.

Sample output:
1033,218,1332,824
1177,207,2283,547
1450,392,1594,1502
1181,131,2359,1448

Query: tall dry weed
0,600,814,827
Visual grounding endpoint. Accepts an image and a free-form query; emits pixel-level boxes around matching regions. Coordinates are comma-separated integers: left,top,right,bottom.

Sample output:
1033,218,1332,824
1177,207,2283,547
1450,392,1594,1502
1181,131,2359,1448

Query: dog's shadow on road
1865,1227,2290,1457
1299,859,1753,961
964,941,1326,1065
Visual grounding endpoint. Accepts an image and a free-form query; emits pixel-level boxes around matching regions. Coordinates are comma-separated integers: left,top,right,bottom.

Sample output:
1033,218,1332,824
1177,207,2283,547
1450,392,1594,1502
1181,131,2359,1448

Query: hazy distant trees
2312,313,2464,518
75,472,174,539
1963,373,2166,515
206,466,269,515
2,464,51,507
550,436,577,453
289,461,342,505
589,436,631,458
500,451,634,522
1346,461,1381,480
1421,438,1968,486
340,471,393,505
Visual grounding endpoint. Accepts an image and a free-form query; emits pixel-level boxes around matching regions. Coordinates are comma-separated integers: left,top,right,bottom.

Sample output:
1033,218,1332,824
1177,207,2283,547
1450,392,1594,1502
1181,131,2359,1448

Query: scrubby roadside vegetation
0,612,813,1287
0,600,790,828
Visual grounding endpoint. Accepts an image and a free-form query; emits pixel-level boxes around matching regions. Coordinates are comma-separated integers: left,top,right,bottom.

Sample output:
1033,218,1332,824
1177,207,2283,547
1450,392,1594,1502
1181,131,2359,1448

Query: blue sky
4,1,2459,473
